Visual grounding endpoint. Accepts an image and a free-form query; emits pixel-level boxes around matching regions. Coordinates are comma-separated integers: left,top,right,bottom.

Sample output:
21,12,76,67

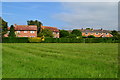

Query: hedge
2,37,120,43
2,37,29,43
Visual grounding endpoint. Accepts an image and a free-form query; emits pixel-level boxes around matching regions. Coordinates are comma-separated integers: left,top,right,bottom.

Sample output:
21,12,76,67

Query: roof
8,24,37,31
42,26,59,32
67,29,111,33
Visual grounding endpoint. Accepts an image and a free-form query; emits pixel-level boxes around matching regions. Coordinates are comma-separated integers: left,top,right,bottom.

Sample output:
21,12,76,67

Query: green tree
71,29,82,36
27,20,43,34
60,30,69,38
67,34,77,38
0,17,8,36
88,35,95,38
8,25,16,37
40,29,53,38
111,30,120,40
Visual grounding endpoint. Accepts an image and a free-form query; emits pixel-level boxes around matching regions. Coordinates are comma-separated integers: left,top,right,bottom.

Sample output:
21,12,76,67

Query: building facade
80,29,113,37
4,24,37,37
4,24,60,38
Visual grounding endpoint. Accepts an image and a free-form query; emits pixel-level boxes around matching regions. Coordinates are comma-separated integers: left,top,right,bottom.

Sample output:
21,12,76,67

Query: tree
111,30,119,36
88,35,95,38
39,29,53,38
8,25,16,37
60,30,69,38
111,30,120,39
27,20,43,34
71,29,82,36
0,17,8,36
67,34,77,38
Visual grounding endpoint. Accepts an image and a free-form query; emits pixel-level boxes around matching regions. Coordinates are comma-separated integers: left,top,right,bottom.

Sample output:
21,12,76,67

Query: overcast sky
2,2,118,30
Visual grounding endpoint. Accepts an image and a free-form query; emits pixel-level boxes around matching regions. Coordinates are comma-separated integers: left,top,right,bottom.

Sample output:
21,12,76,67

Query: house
4,24,60,38
41,26,59,38
67,29,113,37
80,29,113,37
4,24,37,37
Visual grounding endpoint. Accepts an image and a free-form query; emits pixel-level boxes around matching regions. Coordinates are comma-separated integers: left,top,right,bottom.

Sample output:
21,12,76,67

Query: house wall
16,31,37,37
4,31,37,37
82,32,113,37
53,32,59,38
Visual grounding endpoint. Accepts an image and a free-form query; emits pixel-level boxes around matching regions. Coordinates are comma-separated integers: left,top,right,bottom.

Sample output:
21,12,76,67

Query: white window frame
30,31,35,33
17,31,20,33
24,31,27,33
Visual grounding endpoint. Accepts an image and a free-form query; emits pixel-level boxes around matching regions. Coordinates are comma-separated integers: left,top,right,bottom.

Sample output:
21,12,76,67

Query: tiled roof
8,24,37,31
67,29,111,33
78,29,111,33
42,26,59,32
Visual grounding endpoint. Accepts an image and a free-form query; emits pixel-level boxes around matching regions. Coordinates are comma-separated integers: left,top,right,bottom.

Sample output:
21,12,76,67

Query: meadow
2,43,118,78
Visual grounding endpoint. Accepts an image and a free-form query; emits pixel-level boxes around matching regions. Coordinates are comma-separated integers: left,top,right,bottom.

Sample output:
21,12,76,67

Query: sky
2,2,118,30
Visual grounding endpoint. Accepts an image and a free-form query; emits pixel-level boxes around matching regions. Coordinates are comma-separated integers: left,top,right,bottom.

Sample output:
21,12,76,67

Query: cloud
53,2,118,30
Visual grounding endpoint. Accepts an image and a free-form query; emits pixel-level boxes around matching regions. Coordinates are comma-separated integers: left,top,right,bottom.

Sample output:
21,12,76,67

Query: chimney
14,24,17,26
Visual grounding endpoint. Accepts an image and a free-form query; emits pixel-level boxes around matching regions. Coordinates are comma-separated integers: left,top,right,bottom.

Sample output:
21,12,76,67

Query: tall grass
2,43,118,78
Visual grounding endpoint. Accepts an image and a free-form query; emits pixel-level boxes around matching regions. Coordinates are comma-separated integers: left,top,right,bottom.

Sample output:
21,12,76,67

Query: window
106,33,109,35
17,31,20,33
30,31,35,33
96,33,98,35
7,31,10,34
24,31,27,33
30,36,35,37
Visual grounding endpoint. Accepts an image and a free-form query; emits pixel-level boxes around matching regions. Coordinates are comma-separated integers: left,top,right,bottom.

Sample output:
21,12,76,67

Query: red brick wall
4,31,37,37
82,32,113,37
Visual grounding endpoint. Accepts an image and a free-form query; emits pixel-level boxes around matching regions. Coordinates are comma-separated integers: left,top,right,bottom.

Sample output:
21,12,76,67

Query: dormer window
106,33,109,35
96,33,98,35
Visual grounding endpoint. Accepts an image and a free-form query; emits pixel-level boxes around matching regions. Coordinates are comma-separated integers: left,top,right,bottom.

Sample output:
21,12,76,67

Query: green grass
2,43,118,78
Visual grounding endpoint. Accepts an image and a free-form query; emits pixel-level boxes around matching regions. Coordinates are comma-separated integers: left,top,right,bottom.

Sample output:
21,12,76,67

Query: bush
2,37,29,43
28,37,44,43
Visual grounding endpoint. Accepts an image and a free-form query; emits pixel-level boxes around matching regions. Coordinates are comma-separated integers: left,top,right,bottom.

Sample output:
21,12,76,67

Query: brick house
80,29,113,37
4,24,37,37
4,24,60,38
41,26,59,38
68,29,113,37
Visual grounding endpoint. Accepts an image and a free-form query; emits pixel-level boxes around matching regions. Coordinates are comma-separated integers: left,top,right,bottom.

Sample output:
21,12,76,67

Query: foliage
8,25,16,38
37,33,44,37
28,37,44,43
41,29,53,38
71,29,82,36
3,43,118,78
0,17,8,36
2,37,29,43
111,30,120,40
67,34,77,38
60,30,69,38
87,35,95,38
27,20,43,34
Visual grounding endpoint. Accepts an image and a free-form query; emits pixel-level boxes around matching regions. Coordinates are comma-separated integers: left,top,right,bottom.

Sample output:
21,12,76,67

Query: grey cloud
53,2,118,30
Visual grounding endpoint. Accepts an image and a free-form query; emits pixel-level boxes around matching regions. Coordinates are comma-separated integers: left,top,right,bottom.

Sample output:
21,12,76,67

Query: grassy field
2,43,118,78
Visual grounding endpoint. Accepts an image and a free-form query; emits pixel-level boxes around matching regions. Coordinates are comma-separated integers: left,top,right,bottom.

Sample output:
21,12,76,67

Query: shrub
88,35,95,38
28,37,44,43
2,37,29,43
